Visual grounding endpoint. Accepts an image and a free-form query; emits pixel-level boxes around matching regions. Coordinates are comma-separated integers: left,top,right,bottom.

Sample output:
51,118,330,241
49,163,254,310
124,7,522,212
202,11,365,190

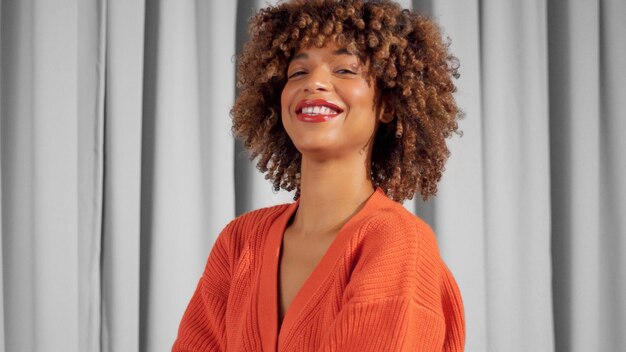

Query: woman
173,0,464,350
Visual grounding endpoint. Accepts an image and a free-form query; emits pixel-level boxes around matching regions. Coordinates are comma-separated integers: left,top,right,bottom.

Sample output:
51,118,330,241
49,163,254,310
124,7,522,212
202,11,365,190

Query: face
281,42,383,161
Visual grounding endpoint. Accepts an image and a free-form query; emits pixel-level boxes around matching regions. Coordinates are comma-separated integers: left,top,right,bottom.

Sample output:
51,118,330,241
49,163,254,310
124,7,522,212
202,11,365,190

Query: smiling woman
231,0,460,202
173,1,464,351
281,43,382,160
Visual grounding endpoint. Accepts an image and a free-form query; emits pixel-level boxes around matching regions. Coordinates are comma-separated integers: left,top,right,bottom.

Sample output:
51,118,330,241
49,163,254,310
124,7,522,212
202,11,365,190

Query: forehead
288,43,364,65
291,47,354,61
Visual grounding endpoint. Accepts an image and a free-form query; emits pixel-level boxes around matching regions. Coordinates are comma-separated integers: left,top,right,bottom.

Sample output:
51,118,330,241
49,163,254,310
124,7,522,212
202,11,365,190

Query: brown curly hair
231,0,461,202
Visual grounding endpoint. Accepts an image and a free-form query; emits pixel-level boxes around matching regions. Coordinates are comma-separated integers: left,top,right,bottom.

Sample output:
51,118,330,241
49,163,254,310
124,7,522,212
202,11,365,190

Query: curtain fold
77,0,106,350
424,1,488,351
100,0,145,351
140,0,239,349
598,1,626,350
141,1,208,349
197,0,236,242
549,1,626,351
1,1,36,349
0,0,5,350
548,1,601,351
1,0,625,351
2,0,80,351
481,0,554,350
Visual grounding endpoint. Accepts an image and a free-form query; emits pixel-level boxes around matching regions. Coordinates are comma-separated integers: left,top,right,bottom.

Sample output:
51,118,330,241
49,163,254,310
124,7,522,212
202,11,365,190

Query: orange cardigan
173,188,464,351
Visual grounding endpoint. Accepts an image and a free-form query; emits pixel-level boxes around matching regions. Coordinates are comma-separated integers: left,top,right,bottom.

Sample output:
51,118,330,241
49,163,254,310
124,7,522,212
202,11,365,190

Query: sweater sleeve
316,296,447,351
317,215,465,351
439,261,465,352
172,224,233,352
317,273,464,351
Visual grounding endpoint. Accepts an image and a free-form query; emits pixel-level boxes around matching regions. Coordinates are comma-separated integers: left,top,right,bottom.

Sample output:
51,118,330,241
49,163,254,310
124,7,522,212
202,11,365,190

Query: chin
293,140,334,155
286,126,335,149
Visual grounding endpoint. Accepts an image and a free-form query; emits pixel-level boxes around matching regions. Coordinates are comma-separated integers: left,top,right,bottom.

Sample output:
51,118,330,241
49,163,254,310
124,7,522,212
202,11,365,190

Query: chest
277,227,336,325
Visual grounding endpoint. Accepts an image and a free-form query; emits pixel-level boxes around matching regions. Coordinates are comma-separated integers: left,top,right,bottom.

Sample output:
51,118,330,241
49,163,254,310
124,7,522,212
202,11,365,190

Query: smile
300,106,338,115
295,99,344,123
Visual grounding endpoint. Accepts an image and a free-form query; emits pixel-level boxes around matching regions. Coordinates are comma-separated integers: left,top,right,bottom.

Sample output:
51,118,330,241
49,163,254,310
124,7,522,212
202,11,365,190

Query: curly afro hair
231,0,461,202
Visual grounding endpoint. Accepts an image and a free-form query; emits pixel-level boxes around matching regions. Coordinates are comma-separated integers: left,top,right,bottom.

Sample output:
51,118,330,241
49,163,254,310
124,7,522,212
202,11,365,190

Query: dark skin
277,42,393,328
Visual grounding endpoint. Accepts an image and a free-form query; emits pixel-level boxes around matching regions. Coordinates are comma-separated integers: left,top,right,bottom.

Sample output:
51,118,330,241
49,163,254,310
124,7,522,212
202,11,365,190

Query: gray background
1,0,624,351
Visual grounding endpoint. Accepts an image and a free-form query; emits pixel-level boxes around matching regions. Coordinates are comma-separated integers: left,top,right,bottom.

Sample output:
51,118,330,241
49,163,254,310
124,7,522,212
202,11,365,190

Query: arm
439,262,465,352
172,224,233,352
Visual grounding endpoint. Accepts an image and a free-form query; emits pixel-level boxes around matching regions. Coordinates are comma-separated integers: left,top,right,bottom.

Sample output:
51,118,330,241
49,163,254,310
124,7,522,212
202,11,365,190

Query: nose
303,68,332,93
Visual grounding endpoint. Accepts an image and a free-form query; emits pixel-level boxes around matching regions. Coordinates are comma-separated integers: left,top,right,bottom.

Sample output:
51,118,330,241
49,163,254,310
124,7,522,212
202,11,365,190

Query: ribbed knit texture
173,188,465,351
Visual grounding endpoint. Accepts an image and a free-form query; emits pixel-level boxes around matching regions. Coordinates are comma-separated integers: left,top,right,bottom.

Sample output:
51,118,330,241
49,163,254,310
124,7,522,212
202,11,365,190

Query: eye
287,70,306,79
336,68,357,75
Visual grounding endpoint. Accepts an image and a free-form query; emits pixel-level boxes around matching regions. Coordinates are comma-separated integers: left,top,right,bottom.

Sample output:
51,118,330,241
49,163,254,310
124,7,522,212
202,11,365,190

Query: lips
295,99,344,123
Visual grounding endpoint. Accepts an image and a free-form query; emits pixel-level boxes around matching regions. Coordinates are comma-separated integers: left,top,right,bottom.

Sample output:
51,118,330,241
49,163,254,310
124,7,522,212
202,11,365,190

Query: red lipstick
295,99,343,123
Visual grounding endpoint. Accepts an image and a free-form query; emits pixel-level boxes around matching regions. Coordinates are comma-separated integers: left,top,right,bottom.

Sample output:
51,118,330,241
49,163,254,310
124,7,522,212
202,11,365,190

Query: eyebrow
291,48,354,61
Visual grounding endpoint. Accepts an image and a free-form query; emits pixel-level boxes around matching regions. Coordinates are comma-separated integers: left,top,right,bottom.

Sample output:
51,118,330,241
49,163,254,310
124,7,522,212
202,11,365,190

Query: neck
290,154,375,238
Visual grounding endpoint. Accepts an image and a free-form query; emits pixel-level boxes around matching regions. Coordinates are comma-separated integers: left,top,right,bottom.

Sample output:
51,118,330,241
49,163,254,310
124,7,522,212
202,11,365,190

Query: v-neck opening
257,188,386,351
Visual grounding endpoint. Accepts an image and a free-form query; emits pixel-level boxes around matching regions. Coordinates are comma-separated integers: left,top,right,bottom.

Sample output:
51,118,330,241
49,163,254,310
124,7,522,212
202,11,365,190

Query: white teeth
301,105,338,115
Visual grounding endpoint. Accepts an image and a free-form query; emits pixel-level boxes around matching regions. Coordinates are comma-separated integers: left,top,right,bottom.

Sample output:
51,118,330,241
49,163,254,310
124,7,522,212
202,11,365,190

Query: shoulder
345,196,447,302
227,202,291,232
359,198,440,262
346,193,465,344
217,202,293,248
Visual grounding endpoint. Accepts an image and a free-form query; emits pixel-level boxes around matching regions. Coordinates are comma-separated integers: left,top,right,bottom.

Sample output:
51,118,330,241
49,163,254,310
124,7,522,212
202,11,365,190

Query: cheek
280,84,294,115
280,85,295,137
280,87,287,112
344,83,379,138
280,90,289,124
345,82,376,111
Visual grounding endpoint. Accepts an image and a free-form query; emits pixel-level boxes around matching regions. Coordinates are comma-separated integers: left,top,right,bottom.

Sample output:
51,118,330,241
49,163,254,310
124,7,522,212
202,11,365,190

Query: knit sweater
173,188,465,351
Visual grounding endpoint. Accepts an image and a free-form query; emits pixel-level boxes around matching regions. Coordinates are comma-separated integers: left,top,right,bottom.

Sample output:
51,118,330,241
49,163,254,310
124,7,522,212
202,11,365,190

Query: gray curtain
1,0,624,351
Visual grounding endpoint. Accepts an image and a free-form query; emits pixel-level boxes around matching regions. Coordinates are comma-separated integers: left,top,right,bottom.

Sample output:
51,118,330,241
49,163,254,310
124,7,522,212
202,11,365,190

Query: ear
380,110,395,123
376,99,394,124
379,104,395,123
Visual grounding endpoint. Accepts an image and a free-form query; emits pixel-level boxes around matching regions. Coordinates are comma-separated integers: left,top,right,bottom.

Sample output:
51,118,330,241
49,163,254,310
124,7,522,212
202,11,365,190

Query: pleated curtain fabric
548,1,626,351
0,0,624,351
2,1,81,351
